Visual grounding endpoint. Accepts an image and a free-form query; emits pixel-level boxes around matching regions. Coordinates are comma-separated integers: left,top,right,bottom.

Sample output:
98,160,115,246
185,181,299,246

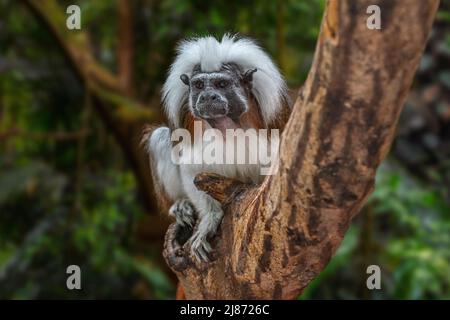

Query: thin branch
23,0,159,213
23,0,154,122
117,0,134,96
0,128,90,141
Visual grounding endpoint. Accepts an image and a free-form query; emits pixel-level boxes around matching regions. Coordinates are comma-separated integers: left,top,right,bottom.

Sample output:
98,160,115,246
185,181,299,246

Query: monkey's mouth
205,116,240,134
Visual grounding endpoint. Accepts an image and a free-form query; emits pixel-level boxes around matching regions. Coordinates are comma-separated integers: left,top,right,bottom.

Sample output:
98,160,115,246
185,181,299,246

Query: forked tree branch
23,0,159,213
163,0,440,299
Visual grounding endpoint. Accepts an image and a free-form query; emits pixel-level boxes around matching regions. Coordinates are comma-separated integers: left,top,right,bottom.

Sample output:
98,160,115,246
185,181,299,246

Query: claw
189,231,212,263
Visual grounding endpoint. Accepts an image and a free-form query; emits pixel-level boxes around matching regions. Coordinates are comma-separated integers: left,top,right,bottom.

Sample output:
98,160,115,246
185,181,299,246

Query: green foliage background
0,0,449,299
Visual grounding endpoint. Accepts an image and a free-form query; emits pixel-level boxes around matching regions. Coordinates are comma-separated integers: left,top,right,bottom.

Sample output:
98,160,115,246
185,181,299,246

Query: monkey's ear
242,68,257,83
180,74,190,86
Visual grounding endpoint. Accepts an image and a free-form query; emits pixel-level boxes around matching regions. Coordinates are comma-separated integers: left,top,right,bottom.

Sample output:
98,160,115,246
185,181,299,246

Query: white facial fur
162,34,289,128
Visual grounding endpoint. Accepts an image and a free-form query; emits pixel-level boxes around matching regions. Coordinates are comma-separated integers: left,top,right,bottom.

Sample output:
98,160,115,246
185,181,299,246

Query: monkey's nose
199,92,220,104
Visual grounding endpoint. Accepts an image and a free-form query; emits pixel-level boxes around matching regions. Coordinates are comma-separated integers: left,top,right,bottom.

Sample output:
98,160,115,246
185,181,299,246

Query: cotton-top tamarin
145,34,291,262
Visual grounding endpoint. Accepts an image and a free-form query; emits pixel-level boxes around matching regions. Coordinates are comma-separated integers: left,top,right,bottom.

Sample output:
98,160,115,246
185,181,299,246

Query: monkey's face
180,66,257,130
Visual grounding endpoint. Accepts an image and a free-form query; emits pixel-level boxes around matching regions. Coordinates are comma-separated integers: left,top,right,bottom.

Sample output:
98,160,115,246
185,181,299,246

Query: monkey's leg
188,194,224,262
179,166,224,262
169,199,197,228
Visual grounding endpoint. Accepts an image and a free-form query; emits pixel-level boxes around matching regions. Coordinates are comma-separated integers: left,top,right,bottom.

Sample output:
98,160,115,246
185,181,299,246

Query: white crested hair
162,34,288,127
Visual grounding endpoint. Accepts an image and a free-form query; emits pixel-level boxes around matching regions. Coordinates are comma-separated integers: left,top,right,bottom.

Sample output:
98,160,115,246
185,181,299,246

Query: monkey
145,34,291,262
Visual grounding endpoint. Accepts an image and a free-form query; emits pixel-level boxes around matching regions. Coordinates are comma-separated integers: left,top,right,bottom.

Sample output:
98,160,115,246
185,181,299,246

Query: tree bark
163,0,440,299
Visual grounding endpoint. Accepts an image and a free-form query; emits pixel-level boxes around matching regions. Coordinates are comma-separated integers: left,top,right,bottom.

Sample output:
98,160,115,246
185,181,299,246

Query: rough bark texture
163,0,440,299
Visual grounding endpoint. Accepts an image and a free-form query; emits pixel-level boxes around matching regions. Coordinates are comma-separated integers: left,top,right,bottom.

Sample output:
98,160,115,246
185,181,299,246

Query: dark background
0,0,449,299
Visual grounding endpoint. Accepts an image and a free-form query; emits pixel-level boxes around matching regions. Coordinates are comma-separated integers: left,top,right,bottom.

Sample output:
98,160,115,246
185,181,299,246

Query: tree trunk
163,0,440,299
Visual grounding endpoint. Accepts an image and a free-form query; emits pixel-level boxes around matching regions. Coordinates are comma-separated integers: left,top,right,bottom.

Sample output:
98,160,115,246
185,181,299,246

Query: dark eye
217,80,229,88
194,81,204,89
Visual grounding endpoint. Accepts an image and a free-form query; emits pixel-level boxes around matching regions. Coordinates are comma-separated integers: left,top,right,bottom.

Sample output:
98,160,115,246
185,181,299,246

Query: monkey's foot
188,231,212,263
169,199,197,228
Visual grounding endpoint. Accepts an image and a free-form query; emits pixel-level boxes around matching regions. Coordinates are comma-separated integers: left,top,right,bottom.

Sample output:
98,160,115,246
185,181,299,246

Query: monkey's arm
145,126,198,227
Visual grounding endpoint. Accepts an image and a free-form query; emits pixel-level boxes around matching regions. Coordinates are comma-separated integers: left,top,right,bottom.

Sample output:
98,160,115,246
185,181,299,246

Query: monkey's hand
169,199,197,228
